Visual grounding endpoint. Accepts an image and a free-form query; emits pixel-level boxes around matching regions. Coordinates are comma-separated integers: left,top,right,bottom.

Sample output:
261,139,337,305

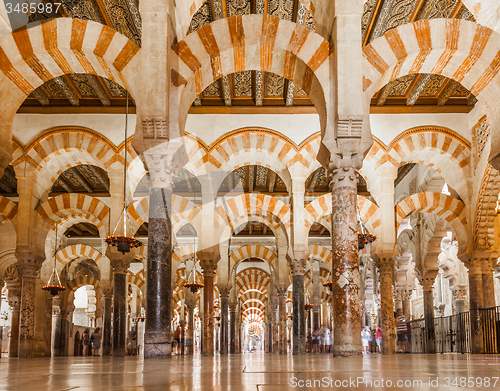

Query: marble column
291,259,306,355
102,287,113,356
199,257,217,356
272,302,279,353
144,185,173,358
330,165,362,356
377,257,396,355
44,293,53,357
467,259,484,354
229,303,236,354
185,289,197,355
8,298,20,357
18,263,38,358
452,288,467,314
422,276,436,354
402,290,412,319
111,257,131,358
267,314,273,353
312,303,320,332
482,259,496,308
52,302,67,357
220,288,229,355
277,287,287,354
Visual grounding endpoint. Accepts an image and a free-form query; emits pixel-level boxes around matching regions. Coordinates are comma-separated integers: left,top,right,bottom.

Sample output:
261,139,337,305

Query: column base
144,342,171,358
333,350,363,357
333,343,362,357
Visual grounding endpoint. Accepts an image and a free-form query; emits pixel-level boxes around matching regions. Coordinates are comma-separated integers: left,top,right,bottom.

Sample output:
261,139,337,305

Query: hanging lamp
183,191,204,293
42,224,66,296
357,204,376,250
105,92,143,254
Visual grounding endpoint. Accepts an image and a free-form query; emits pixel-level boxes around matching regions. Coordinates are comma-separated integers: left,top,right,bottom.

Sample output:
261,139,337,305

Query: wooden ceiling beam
86,75,111,106
68,225,84,236
409,0,426,23
73,167,94,192
31,89,50,106
86,165,110,191
248,222,253,235
77,223,99,236
362,0,384,46
53,76,79,106
262,224,268,235
0,180,11,193
268,169,276,193
450,1,464,18
376,84,391,106
94,0,113,26
56,175,73,193
370,104,473,114
307,168,321,193
406,74,432,105
319,225,327,235
437,79,460,105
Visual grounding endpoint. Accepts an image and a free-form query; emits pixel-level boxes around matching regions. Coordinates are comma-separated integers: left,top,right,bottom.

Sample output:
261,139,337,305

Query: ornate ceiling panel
28,0,141,46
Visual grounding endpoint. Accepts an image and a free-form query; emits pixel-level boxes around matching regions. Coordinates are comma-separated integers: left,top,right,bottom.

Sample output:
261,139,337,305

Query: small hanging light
105,92,142,254
42,224,66,296
304,303,314,312
322,280,333,292
357,204,376,250
183,191,204,293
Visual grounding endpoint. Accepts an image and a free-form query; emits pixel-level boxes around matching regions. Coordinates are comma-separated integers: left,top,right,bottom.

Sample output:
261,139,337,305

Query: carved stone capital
101,285,113,298
465,258,484,275
110,257,132,275
16,251,44,278
452,288,468,301
422,276,436,292
276,286,288,297
375,257,394,273
219,287,230,299
328,164,358,191
291,258,306,276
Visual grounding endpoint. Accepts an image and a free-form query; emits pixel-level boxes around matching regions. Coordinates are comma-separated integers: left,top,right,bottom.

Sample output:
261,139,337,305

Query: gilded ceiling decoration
421,75,447,96
265,73,285,97
28,0,141,46
233,72,253,97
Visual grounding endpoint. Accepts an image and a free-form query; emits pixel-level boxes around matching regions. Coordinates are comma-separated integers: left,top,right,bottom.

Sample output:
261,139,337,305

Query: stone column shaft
9,303,20,357
145,187,173,358
292,270,305,355
468,260,484,354
202,269,214,355
422,277,436,354
44,293,53,357
483,260,496,308
18,266,37,358
331,166,361,356
378,259,395,355
112,271,127,357
52,308,67,357
102,291,112,356
278,289,287,354
229,307,236,354
220,292,229,355
187,305,195,355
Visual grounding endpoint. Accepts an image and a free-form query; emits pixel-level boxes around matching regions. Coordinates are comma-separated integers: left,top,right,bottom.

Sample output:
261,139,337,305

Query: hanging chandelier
322,280,333,292
357,205,376,250
183,259,204,292
42,225,66,296
105,93,142,254
304,303,314,312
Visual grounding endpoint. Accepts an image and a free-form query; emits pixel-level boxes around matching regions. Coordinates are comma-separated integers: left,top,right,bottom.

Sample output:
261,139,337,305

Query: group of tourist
305,327,332,353
360,308,412,354
74,328,101,356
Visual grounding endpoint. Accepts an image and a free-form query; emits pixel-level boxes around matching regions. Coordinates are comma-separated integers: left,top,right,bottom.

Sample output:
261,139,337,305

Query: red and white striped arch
172,14,330,135
37,194,109,230
127,194,201,235
66,275,100,292
0,196,17,228
127,271,145,290
230,245,277,267
235,268,271,294
304,194,380,235
308,244,332,265
363,18,500,165
55,244,103,268
395,192,468,251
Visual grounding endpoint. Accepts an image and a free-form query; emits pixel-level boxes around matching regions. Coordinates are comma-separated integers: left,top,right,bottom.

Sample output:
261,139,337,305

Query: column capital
219,287,230,298
464,258,484,275
16,251,44,277
375,256,395,272
276,286,288,297
422,275,437,292
142,138,187,189
291,258,306,276
108,249,133,274
328,164,358,191
198,247,220,276
451,287,468,301
101,285,113,298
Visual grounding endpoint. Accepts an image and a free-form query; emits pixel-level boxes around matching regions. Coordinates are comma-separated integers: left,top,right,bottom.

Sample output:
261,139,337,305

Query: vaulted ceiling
16,0,477,113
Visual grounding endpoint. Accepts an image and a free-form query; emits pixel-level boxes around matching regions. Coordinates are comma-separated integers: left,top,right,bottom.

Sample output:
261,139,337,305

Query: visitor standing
82,329,91,356
91,327,101,356
376,327,382,353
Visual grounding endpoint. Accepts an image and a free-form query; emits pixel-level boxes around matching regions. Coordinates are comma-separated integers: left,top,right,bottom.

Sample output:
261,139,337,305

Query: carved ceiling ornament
474,116,490,166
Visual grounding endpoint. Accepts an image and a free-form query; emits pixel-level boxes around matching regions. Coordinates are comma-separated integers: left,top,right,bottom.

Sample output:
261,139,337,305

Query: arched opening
218,165,287,196
0,165,17,196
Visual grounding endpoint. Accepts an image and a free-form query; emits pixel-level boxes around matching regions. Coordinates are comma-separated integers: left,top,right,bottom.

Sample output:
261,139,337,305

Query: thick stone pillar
467,259,484,354
8,297,20,357
422,276,436,354
44,293,53,357
52,299,67,357
17,261,40,358
267,313,273,353
220,288,229,355
291,259,306,354
199,253,217,356
377,257,396,354
229,302,236,354
101,287,113,356
272,301,278,353
452,288,467,314
330,165,362,356
277,287,287,354
185,289,197,355
111,257,131,357
483,259,496,308
402,290,412,319
144,183,173,358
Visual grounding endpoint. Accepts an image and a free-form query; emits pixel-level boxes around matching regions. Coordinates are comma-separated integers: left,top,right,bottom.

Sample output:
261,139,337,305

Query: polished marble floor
1,353,500,390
